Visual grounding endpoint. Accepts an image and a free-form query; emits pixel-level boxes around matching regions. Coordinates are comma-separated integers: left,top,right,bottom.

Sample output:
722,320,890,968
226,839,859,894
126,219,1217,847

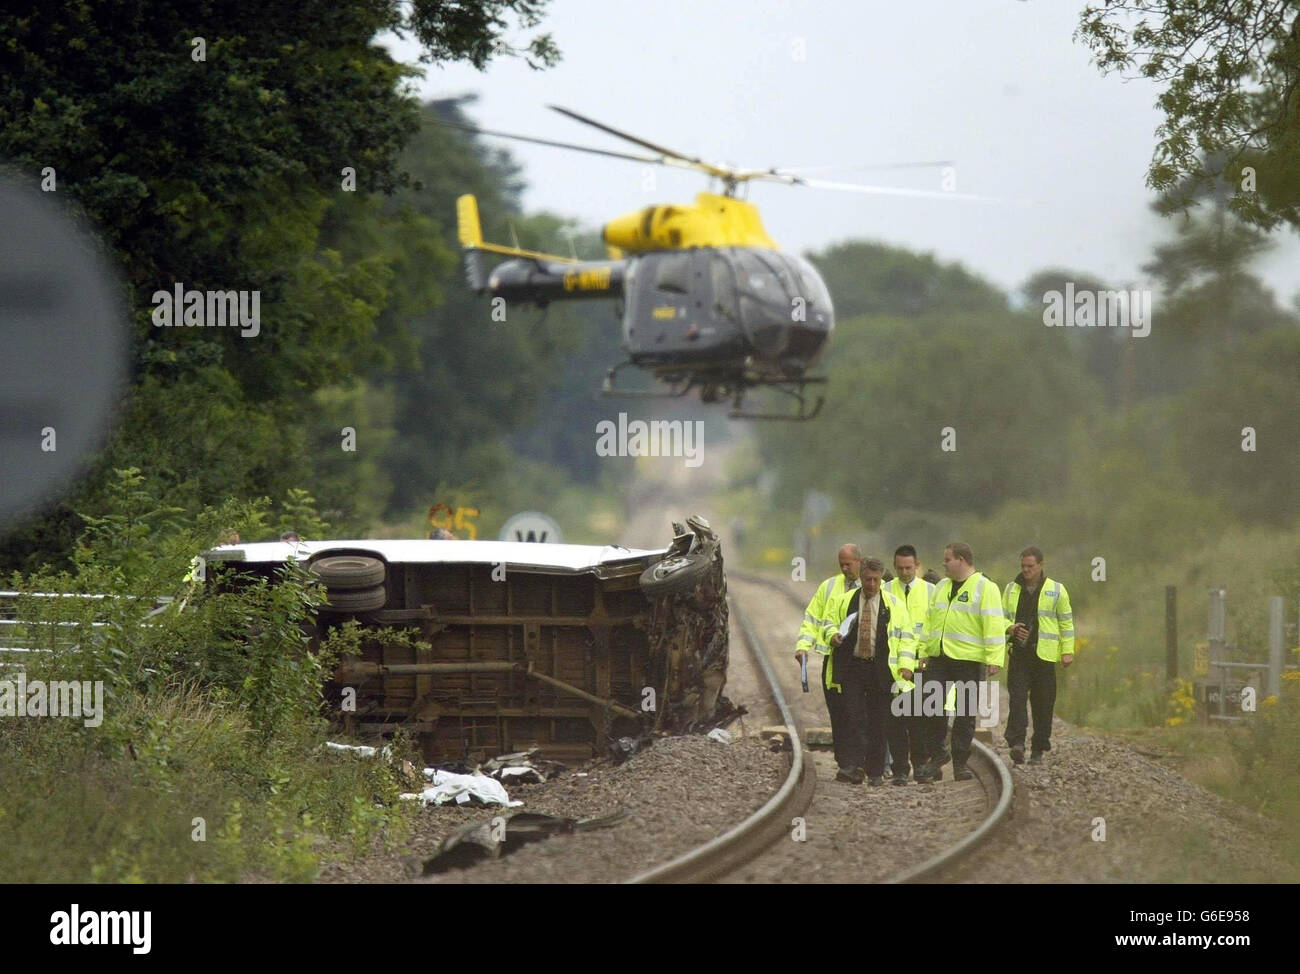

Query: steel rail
624,585,816,883
724,570,1014,884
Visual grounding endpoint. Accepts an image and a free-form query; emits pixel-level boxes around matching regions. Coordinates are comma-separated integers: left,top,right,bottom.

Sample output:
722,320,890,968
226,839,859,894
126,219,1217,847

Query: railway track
627,570,1013,884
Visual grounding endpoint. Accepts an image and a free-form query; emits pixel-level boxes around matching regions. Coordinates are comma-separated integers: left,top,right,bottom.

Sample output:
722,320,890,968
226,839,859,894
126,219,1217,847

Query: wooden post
1165,586,1178,680
1268,596,1284,699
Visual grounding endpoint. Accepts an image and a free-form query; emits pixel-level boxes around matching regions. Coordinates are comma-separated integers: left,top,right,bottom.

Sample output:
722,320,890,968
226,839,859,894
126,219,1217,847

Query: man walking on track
915,542,1005,783
1002,546,1075,765
819,557,915,785
794,544,862,776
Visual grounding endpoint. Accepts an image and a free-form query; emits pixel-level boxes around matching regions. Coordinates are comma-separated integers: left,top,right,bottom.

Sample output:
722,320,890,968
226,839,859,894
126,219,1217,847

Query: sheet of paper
838,612,857,639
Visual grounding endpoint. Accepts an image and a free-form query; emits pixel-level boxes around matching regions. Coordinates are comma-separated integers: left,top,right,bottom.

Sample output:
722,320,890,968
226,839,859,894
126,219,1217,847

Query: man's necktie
856,593,875,659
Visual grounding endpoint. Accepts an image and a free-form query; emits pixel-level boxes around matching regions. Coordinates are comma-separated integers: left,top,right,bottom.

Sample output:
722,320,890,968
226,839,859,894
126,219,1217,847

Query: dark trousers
822,655,890,776
1006,644,1057,752
886,692,925,776
920,655,982,767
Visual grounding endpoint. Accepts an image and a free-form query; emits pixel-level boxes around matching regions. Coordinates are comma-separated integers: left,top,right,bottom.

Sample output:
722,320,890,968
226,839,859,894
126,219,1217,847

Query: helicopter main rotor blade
434,119,666,166
768,174,1003,203
769,161,956,175
548,105,737,180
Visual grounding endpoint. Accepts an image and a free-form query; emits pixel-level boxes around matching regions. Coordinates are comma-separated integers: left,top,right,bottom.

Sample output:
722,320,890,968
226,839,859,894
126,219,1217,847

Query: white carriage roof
205,539,663,573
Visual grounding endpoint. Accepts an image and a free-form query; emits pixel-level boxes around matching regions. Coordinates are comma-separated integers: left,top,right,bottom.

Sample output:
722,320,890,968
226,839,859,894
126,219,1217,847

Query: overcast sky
382,0,1300,307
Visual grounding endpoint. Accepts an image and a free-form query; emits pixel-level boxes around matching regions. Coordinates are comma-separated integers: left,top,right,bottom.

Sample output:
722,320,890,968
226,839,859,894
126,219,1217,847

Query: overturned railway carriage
205,531,729,763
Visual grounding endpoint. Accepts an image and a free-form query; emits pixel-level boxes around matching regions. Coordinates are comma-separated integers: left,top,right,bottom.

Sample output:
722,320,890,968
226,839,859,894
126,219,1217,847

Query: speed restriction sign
499,511,564,544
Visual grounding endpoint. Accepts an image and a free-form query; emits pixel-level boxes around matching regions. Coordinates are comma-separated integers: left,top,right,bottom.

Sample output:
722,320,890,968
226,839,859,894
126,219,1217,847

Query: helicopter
449,106,984,420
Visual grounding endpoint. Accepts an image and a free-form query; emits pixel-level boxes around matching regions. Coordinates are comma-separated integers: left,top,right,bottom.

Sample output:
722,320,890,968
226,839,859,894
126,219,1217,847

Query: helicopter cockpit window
785,253,833,320
734,251,794,312
652,254,693,294
730,250,798,355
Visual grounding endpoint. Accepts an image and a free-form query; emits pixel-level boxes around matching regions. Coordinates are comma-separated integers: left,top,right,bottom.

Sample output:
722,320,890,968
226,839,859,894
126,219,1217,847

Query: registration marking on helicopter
652,306,678,319
562,267,612,291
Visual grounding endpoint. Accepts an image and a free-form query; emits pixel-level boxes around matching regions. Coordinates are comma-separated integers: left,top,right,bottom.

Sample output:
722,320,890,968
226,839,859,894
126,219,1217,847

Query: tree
757,307,1095,520
0,1,559,568
1077,1,1300,230
807,240,1008,322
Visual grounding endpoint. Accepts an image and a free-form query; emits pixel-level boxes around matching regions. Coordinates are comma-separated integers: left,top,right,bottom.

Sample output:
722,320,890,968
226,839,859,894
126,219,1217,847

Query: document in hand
838,612,857,639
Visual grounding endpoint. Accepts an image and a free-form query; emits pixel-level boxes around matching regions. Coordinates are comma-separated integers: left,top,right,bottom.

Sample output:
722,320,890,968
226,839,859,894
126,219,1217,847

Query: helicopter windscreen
724,250,833,360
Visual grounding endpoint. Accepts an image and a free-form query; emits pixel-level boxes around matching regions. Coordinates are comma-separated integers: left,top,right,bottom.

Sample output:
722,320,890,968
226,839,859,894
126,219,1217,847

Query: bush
0,471,416,882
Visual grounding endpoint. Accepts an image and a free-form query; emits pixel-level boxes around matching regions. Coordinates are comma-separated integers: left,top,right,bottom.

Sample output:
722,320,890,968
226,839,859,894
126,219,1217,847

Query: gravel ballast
318,732,786,884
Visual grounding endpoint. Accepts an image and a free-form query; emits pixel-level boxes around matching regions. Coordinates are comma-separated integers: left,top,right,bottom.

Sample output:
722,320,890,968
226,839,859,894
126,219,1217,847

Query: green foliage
1076,1,1300,231
0,479,421,882
757,310,1094,519
0,3,572,568
379,101,631,514
808,239,1008,321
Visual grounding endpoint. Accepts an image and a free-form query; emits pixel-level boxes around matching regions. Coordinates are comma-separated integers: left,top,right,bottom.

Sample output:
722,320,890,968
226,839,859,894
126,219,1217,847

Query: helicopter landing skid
728,378,826,422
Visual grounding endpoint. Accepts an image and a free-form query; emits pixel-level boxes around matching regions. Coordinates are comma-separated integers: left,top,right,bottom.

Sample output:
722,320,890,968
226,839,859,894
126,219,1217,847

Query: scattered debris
422,810,632,874
804,727,834,748
706,727,732,744
392,760,423,789
609,735,655,764
401,769,523,808
324,741,389,759
760,726,792,752
480,748,566,783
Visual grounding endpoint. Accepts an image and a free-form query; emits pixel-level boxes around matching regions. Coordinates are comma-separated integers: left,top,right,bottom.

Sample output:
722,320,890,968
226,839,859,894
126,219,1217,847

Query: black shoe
891,768,910,782
892,774,908,786
953,763,973,781
1009,746,1025,765
848,766,867,784
1029,751,1044,765
835,767,853,782
868,775,885,786
930,745,951,768
914,763,943,783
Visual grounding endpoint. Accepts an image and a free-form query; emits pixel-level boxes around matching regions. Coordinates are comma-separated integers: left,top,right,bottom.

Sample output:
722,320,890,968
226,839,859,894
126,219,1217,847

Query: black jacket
836,589,894,692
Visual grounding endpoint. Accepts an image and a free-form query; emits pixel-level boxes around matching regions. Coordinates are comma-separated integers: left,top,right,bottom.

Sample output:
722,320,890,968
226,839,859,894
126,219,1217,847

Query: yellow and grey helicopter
450,107,981,420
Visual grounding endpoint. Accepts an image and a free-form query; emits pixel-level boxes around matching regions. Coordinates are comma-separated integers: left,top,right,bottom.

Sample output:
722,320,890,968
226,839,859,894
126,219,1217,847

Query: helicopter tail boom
457,194,627,304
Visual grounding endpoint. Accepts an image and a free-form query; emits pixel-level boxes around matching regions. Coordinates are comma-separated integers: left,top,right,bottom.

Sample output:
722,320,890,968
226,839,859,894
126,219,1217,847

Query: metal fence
0,591,172,670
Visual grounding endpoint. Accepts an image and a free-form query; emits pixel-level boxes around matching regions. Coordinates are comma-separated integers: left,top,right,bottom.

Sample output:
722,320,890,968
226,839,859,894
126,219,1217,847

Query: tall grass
0,469,416,882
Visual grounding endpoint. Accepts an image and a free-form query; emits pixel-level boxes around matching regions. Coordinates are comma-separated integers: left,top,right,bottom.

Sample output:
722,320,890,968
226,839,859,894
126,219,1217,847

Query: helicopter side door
623,250,745,366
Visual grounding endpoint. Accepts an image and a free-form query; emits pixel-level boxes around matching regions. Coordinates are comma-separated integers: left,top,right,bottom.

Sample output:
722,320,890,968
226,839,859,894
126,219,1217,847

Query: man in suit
820,557,916,785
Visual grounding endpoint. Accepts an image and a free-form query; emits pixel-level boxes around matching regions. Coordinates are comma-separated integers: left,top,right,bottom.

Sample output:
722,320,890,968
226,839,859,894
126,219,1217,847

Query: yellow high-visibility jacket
796,574,856,655
1002,576,1075,663
921,571,1006,668
818,587,916,693
886,576,935,644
